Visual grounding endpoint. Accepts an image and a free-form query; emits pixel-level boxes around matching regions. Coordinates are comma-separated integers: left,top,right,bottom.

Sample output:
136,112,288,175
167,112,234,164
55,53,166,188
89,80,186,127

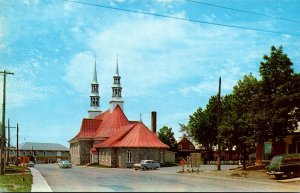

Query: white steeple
88,59,102,118
109,59,124,112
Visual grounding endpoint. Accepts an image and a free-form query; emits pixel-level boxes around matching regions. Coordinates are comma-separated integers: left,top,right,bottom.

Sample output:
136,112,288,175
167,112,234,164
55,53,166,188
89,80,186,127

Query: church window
106,152,108,161
102,152,104,161
127,150,132,163
178,145,182,150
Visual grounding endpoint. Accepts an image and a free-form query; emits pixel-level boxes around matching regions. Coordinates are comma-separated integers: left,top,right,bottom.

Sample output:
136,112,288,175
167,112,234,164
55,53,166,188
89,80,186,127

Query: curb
29,167,53,192
277,177,300,183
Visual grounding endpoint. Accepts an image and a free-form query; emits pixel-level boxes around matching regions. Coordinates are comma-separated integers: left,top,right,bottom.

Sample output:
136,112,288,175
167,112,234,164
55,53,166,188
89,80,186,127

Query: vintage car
133,160,160,170
58,160,72,168
266,153,300,179
27,161,35,167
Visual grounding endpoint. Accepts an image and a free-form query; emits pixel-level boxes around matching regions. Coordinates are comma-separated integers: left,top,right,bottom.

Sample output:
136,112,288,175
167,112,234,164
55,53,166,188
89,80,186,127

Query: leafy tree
258,45,299,148
180,96,219,154
158,126,177,151
231,74,259,169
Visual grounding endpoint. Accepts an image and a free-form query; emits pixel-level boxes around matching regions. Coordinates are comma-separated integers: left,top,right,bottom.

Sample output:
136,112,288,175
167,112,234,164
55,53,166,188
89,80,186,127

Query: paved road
35,164,299,192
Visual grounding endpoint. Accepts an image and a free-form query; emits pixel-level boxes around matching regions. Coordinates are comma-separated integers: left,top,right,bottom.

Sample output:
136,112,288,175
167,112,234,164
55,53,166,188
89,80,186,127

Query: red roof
95,122,169,148
72,105,168,149
94,109,110,120
74,119,102,139
93,105,130,138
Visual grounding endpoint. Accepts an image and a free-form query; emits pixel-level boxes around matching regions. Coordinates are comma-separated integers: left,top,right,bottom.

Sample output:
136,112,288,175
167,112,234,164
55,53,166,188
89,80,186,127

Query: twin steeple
110,59,124,112
88,58,124,117
88,60,102,119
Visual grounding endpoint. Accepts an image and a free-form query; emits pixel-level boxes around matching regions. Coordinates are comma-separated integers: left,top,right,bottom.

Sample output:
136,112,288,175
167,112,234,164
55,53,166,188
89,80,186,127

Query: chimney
151,111,157,134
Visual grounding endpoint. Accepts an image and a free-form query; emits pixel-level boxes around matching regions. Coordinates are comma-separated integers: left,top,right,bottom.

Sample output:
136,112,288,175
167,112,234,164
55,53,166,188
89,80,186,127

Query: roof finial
139,113,142,122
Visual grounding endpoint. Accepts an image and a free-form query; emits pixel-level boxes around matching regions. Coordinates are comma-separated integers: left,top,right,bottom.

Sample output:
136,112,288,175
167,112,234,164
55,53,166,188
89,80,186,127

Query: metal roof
19,142,69,151
95,122,169,149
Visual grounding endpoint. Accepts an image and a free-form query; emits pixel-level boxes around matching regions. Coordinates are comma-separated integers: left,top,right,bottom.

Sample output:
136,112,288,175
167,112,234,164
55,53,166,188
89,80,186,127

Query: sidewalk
29,167,52,192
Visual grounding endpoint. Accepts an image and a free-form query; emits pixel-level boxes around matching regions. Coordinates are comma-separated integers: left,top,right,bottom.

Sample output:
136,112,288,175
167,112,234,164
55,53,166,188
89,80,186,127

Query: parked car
58,160,72,168
266,153,300,179
133,160,160,170
27,161,34,167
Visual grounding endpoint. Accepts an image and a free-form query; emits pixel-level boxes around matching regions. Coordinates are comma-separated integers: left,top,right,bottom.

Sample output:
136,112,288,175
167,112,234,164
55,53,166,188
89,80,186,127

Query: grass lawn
0,166,32,192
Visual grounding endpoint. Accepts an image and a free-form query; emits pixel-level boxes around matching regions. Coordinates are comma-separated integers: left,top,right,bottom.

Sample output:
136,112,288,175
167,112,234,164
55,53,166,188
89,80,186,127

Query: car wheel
143,167,146,171
274,174,283,180
287,171,295,179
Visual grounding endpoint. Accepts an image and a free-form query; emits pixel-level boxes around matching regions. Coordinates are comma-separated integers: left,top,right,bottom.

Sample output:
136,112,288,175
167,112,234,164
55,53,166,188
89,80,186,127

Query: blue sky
1,0,300,147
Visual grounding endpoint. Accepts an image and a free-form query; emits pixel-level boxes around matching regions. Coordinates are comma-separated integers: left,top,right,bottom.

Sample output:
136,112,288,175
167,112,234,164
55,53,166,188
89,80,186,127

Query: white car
58,160,72,168
133,160,160,170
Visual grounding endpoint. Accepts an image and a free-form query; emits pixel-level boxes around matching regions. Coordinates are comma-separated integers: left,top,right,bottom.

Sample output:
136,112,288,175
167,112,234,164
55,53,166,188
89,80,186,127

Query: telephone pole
6,119,16,166
0,70,14,175
16,124,19,166
217,77,222,171
7,119,10,165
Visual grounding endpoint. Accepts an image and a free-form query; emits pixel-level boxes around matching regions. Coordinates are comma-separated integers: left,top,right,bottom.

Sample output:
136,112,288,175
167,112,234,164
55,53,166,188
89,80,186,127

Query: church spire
109,59,124,112
115,59,119,75
92,60,98,83
88,58,102,118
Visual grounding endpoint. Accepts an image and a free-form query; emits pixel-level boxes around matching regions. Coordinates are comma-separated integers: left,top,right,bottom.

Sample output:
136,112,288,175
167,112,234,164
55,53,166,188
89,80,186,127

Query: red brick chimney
151,111,157,134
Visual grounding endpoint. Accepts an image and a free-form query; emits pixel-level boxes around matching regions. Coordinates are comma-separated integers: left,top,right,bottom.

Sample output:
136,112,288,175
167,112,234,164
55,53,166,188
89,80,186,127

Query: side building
69,60,169,167
18,142,69,163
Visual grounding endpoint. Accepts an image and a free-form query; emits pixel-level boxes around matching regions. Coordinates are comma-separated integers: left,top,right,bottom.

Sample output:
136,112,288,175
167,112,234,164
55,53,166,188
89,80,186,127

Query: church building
69,60,169,168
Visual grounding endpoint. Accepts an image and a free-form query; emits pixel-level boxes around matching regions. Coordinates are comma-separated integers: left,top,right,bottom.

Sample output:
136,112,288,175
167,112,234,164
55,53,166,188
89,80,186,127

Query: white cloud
63,51,95,94
1,62,57,109
63,13,272,100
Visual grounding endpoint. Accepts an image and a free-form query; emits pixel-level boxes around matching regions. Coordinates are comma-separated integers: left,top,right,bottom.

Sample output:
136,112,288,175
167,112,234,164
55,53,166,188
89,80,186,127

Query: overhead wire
186,0,300,24
63,0,300,37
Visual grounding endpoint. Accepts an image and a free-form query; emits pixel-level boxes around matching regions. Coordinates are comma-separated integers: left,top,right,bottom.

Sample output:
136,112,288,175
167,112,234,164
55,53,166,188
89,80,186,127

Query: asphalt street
35,164,299,192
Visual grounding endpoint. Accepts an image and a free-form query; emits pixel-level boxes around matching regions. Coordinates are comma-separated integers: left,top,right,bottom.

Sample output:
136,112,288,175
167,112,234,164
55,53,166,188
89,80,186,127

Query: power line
186,0,300,24
64,0,300,37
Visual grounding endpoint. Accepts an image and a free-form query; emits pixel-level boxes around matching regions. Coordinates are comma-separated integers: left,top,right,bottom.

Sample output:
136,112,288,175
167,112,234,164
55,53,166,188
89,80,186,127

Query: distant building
69,60,169,168
176,135,196,159
18,142,69,163
256,122,300,165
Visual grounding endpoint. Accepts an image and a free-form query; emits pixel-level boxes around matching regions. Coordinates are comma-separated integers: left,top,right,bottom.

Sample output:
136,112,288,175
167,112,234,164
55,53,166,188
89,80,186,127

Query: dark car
266,153,300,179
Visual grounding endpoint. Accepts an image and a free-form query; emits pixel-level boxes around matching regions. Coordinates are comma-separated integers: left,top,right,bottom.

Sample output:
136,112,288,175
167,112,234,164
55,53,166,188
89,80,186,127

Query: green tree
158,126,177,151
180,95,219,154
258,45,299,149
231,74,259,169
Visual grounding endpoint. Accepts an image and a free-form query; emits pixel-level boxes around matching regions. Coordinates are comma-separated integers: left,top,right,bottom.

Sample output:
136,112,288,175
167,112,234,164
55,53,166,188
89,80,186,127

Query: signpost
186,156,191,171
191,153,201,172
180,158,186,172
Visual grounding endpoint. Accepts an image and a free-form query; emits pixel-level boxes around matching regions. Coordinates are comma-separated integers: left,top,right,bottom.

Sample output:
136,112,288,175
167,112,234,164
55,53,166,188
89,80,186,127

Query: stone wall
98,148,112,167
79,140,93,165
70,142,80,165
96,147,166,168
117,148,165,168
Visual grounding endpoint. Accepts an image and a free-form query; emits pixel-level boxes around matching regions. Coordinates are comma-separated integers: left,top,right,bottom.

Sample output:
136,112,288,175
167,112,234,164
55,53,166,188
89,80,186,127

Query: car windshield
62,161,70,164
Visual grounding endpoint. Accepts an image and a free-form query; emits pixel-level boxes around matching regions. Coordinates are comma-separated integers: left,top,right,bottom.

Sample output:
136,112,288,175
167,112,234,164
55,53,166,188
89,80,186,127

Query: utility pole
0,70,14,175
217,77,222,171
6,119,16,166
7,119,10,165
16,124,19,166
